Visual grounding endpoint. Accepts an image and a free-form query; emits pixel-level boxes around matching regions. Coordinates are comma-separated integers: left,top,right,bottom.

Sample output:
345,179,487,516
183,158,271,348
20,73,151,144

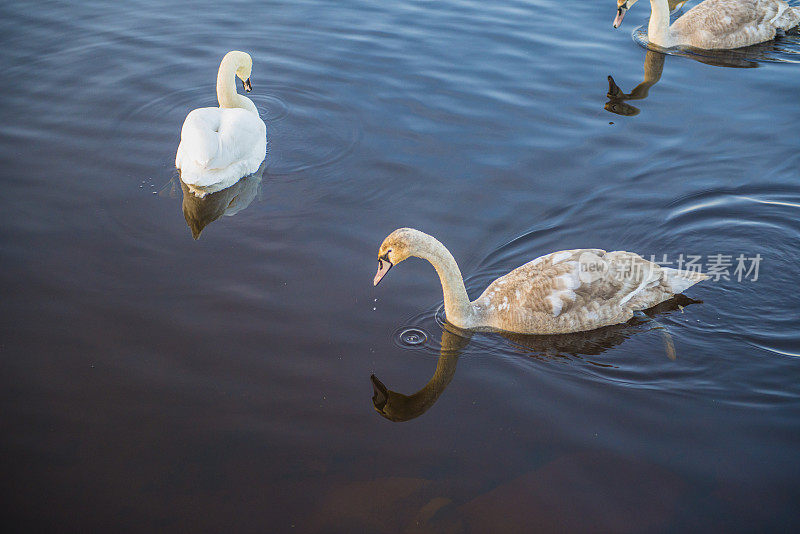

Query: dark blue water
1,0,799,531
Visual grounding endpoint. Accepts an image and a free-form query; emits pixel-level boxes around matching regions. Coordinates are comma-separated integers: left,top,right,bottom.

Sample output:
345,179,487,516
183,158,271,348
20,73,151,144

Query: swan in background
373,228,708,334
613,0,800,49
176,51,267,195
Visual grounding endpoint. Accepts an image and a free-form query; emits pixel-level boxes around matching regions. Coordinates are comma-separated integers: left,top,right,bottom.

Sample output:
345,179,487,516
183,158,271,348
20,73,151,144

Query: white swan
373,228,708,334
176,51,267,196
613,0,800,49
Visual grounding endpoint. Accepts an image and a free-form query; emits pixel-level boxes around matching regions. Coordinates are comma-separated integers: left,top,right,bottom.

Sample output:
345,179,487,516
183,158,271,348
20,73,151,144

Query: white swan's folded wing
211,108,266,169
176,108,223,168
176,107,265,170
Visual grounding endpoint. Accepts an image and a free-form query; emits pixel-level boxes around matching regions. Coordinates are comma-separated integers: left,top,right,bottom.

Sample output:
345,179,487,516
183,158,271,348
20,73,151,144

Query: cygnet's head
373,228,424,286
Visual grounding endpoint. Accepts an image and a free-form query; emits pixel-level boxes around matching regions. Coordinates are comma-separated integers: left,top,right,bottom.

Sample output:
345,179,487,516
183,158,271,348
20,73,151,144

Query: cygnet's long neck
648,0,672,47
216,55,258,114
414,234,474,327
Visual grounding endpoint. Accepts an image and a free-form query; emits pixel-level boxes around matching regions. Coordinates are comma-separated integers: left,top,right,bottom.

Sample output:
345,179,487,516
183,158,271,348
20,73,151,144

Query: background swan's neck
415,236,475,327
216,56,258,114
648,0,672,47
628,50,666,100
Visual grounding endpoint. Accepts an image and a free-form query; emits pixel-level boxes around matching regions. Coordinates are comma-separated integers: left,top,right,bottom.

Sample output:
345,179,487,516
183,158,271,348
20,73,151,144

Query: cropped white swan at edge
373,228,709,335
176,51,267,197
614,0,800,50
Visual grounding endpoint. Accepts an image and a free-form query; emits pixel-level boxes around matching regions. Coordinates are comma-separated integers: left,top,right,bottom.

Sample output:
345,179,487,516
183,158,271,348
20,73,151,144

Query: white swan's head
223,50,254,92
613,0,635,28
373,228,427,286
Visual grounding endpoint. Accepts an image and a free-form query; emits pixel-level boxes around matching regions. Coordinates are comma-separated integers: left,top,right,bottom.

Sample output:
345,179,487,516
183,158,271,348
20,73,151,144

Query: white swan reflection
179,161,265,239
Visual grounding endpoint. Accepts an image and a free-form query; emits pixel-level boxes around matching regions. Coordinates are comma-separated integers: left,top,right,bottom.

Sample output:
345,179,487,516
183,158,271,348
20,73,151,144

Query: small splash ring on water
397,328,428,347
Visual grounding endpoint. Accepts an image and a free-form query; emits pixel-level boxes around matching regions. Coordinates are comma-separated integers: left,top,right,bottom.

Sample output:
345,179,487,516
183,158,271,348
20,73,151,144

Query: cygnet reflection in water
371,326,470,423
180,161,265,239
371,295,698,422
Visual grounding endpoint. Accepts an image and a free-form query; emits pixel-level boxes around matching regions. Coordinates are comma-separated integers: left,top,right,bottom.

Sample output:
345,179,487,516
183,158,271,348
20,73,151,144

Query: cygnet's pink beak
613,7,628,28
374,258,393,286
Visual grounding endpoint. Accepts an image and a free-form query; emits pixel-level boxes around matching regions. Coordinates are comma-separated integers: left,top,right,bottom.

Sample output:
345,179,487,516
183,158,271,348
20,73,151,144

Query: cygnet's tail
777,5,800,31
663,267,709,294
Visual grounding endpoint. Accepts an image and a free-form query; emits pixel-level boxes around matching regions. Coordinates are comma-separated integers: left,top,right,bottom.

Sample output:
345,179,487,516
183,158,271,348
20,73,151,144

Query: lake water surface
2,0,799,531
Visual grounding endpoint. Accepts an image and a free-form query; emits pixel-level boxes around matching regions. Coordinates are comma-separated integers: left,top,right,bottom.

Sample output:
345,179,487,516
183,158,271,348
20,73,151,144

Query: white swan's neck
216,54,258,114
648,0,672,47
414,235,475,327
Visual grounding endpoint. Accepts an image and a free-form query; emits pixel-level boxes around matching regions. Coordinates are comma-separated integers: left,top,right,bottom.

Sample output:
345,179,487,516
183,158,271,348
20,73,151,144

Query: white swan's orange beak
373,258,393,286
613,4,628,28
243,77,252,92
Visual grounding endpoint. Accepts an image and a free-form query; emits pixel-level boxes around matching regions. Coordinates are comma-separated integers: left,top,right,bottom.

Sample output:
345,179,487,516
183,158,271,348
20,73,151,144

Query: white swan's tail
662,267,709,294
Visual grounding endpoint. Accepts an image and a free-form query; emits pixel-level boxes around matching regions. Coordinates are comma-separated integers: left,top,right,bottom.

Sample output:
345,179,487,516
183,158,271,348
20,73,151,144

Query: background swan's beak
243,77,252,92
613,7,627,28
373,259,393,286
607,75,623,99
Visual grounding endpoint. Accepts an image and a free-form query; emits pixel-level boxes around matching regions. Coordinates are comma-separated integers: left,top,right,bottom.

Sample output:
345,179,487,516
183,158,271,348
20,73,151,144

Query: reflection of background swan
604,34,784,116
605,50,666,116
180,161,265,239
371,295,699,422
